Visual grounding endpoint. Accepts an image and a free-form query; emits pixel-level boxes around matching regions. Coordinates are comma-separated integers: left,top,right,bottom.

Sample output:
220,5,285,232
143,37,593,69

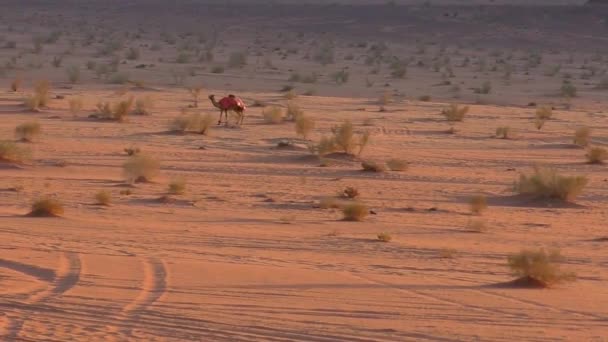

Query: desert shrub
285,101,304,121
95,191,111,206
313,43,334,65
331,70,349,84
418,95,431,102
68,97,83,115
10,77,21,92
441,104,469,122
378,92,392,110
52,56,63,68
176,52,191,64
227,51,247,68
108,72,130,84
168,178,186,195
124,147,140,156
295,114,315,139
23,80,51,111
95,97,134,122
319,197,344,209
29,198,64,217
331,120,370,155
469,195,487,215
386,158,408,171
86,60,97,70
126,47,140,60
573,126,591,147
466,219,487,232
15,122,41,142
474,81,492,94
66,65,80,83
0,141,31,163
133,96,154,115
560,81,577,98
507,248,576,287
284,89,297,100
341,186,359,199
514,166,587,202
187,86,203,107
211,65,225,74
342,202,368,221
377,232,392,242
170,113,214,134
123,153,160,183
495,126,514,139
263,106,284,124
586,147,607,164
361,160,386,172
535,106,553,130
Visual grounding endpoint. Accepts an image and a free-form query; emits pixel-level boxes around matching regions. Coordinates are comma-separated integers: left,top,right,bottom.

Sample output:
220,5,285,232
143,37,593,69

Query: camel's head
208,94,215,100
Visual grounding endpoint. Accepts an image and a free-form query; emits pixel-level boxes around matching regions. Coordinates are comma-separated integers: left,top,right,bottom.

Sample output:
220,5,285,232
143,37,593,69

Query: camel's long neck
209,96,221,109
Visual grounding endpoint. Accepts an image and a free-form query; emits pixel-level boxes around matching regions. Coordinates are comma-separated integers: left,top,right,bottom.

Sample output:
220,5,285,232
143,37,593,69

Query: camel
208,94,246,126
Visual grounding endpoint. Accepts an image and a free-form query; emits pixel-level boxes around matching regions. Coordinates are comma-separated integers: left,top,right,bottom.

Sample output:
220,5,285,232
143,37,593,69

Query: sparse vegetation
295,114,315,139
15,122,41,142
133,96,154,115
341,186,360,199
93,97,134,122
495,126,514,139
187,86,203,107
535,106,553,130
560,81,577,98
66,65,80,83
573,126,591,147
168,178,186,195
68,97,83,115
514,166,587,202
10,76,21,92
507,248,576,287
95,191,111,206
441,104,469,122
262,106,284,124
308,121,370,156
23,80,51,111
170,112,214,134
361,160,386,172
386,158,408,171
342,202,368,221
469,195,488,215
29,197,64,217
122,153,160,183
377,232,392,242
586,147,607,164
0,141,31,163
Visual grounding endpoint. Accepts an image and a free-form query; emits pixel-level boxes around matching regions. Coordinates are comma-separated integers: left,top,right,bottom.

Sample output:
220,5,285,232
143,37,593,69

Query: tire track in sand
108,257,168,340
2,252,81,340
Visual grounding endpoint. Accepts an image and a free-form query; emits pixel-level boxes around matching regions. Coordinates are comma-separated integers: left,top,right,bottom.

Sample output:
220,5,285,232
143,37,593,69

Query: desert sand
1,1,608,341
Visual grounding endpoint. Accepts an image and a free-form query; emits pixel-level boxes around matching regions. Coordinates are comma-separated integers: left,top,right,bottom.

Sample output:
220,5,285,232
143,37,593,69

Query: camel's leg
217,110,224,125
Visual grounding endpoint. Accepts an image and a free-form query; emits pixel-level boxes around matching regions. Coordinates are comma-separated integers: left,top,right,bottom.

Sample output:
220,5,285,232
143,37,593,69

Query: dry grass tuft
469,195,488,215
168,178,187,195
170,113,214,134
441,104,469,122
573,126,591,147
263,106,284,124
535,106,553,130
0,141,31,163
341,186,360,199
342,202,369,221
507,248,576,287
94,97,134,122
123,154,160,183
386,158,408,171
377,232,392,242
15,122,41,142
295,114,315,139
23,80,51,111
29,198,64,217
133,96,154,115
68,97,83,116
514,166,587,202
586,147,607,164
495,126,514,139
10,77,22,92
95,191,112,206
361,160,387,172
